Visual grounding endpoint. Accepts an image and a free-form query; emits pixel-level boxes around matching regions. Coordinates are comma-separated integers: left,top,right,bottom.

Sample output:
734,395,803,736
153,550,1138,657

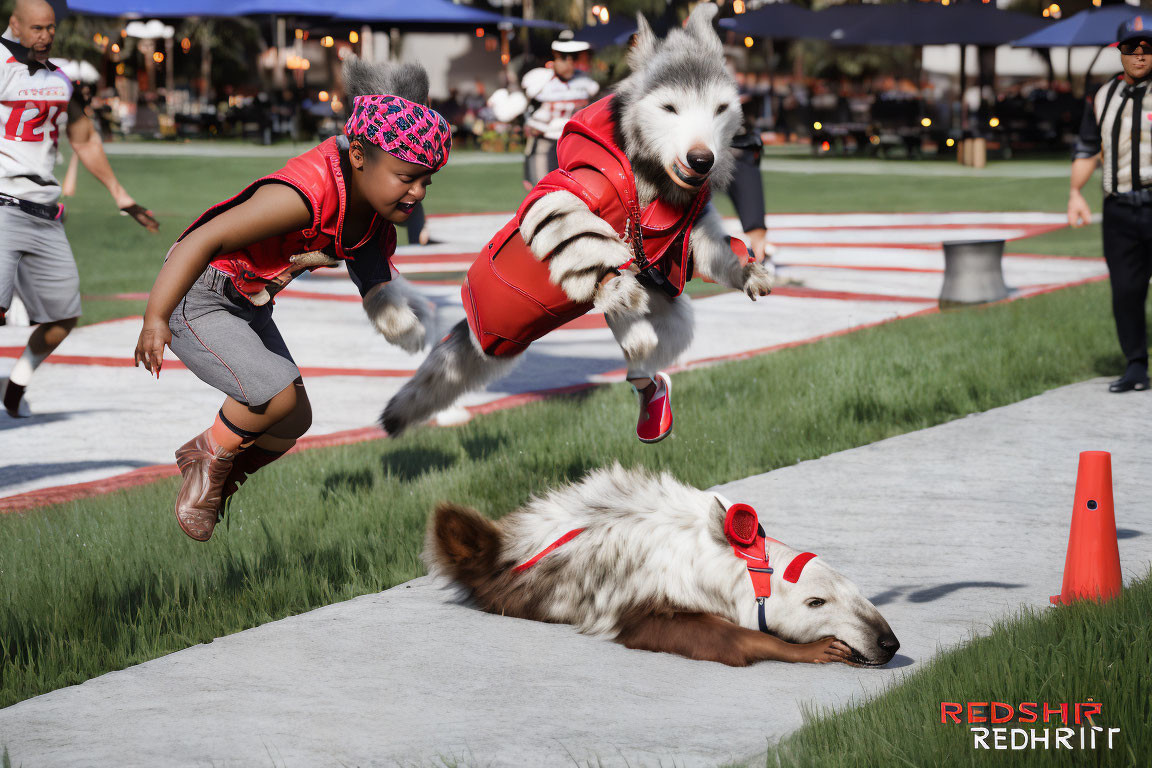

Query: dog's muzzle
673,161,708,187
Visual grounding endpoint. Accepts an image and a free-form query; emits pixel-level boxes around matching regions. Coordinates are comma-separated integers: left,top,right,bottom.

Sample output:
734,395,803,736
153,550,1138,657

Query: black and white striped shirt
1075,75,1152,195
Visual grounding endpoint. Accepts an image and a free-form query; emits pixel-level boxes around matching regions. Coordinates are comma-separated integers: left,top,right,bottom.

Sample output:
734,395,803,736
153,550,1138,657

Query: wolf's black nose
686,148,714,174
877,633,900,653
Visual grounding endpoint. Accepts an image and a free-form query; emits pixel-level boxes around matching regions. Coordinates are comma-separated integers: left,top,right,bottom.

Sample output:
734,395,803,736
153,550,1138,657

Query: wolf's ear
628,13,657,71
685,2,722,53
712,496,728,519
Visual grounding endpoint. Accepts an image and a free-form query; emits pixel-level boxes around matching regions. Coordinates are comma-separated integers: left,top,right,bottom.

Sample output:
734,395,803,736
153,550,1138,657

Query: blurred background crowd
3,0,1141,160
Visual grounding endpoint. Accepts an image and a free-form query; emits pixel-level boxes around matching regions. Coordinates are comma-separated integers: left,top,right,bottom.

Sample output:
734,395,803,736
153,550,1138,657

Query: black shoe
1109,365,1150,393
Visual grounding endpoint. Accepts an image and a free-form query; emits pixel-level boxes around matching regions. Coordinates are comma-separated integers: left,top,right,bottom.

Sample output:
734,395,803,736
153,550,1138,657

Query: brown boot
174,429,240,541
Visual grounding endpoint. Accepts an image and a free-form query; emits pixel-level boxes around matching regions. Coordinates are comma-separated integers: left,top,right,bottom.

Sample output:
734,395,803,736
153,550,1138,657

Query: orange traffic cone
1050,451,1123,605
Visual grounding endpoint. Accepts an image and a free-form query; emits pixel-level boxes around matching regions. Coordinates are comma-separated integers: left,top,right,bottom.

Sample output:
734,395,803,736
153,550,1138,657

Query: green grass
0,278,1135,709
64,153,1101,326
768,570,1152,768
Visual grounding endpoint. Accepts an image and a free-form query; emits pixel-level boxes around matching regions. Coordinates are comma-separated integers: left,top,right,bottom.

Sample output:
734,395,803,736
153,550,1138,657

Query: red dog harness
510,498,817,635
720,499,818,632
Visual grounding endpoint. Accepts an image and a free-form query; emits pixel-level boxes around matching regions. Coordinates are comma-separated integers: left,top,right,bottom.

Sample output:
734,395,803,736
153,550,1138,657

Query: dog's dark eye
716,104,729,115
662,104,678,114
806,598,826,608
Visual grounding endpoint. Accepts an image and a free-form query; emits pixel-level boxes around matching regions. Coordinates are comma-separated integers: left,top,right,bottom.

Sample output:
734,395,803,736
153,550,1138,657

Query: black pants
1102,197,1152,365
722,146,766,233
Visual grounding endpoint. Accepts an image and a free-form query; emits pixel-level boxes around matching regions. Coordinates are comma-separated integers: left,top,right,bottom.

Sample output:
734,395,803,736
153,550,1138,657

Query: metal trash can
939,239,1009,307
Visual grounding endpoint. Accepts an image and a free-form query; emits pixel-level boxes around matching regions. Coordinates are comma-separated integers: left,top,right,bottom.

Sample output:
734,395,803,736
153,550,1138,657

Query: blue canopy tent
1012,4,1142,48
67,0,560,25
816,2,1049,134
67,0,240,16
330,0,562,28
572,18,637,48
717,3,823,41
821,2,1047,47
1013,5,1145,97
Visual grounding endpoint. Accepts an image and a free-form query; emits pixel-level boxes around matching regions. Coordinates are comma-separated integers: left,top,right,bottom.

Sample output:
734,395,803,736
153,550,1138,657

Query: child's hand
134,320,172,377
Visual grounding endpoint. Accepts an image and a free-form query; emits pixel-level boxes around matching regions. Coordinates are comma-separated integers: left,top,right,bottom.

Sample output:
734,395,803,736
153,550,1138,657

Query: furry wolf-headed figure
382,4,774,443
425,465,900,667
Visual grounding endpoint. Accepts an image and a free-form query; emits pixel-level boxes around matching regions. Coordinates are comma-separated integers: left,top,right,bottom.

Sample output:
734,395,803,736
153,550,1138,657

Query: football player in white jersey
1,0,158,418
519,31,600,191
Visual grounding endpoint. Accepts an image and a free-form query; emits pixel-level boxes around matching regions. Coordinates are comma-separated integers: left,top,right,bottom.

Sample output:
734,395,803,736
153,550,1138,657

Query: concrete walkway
1,379,1149,767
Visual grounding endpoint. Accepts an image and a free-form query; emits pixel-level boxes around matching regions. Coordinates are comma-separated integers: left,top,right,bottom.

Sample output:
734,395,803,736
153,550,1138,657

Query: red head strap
783,551,818,583
724,503,758,546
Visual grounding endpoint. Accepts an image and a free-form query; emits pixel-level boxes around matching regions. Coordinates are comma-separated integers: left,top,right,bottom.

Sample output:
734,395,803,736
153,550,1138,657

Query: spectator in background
720,62,774,272
519,30,599,191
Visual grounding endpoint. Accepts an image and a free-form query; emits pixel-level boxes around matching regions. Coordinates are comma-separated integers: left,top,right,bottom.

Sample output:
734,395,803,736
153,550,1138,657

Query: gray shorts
0,205,82,323
168,267,300,406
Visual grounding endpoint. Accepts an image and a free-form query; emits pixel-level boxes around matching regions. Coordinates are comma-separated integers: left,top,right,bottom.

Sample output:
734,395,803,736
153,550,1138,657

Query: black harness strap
1133,86,1145,191
1111,88,1129,194
1097,79,1122,193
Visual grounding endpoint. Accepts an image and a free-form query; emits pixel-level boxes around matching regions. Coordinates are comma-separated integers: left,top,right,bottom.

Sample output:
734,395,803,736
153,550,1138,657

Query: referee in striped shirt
1069,16,1152,393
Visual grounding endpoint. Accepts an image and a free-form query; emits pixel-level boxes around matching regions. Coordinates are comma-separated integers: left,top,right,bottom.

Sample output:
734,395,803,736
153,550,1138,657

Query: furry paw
380,307,427,354
742,262,774,301
594,273,650,318
380,399,412,437
363,281,434,354
612,314,660,360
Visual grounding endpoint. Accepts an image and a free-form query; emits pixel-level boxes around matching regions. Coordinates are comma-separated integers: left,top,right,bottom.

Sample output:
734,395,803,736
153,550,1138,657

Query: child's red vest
179,137,395,302
462,96,711,357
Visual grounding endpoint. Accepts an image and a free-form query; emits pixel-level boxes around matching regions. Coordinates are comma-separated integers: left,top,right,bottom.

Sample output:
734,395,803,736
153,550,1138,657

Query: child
133,59,452,542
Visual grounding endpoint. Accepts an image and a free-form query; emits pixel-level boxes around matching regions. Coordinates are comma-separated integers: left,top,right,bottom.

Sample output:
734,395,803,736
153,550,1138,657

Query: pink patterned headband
344,94,452,172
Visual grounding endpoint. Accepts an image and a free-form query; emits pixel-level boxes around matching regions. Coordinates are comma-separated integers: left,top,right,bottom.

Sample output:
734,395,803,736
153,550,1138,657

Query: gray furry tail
381,320,518,436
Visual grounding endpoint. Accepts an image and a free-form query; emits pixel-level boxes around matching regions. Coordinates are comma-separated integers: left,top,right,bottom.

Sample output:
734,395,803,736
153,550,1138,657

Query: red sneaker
636,372,673,443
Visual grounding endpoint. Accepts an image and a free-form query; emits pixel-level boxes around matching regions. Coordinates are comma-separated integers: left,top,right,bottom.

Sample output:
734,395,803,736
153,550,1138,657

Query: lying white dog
425,465,900,666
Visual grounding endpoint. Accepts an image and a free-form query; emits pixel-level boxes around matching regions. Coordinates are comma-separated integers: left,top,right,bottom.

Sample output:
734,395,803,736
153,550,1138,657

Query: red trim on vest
783,551,818,583
512,528,586,573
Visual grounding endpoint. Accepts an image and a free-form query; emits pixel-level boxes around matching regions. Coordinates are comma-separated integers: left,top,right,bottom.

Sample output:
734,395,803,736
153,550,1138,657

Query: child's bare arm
134,184,312,375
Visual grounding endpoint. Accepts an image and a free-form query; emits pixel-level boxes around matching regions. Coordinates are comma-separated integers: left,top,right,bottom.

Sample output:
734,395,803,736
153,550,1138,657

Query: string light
989,117,1000,127
180,37,191,52
321,36,334,48
319,90,330,102
153,51,164,63
946,138,955,147
476,27,485,38
921,117,932,127
813,121,823,130
734,0,746,13
349,30,359,44
744,36,753,48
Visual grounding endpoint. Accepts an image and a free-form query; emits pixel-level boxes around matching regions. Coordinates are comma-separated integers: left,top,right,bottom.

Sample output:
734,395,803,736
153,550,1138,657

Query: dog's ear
628,13,657,71
685,2,722,54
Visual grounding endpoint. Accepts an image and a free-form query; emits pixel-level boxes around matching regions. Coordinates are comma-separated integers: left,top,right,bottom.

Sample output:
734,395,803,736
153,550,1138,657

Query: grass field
0,277,1139,710
769,571,1152,768
6,148,1146,764
61,150,1105,326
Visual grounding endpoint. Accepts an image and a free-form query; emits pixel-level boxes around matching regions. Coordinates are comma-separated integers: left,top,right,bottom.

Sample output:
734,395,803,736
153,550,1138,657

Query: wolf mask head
612,4,742,208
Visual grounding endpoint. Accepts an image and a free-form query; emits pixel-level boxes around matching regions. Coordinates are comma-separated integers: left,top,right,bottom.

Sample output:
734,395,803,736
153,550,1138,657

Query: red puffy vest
179,137,396,301
463,96,711,357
